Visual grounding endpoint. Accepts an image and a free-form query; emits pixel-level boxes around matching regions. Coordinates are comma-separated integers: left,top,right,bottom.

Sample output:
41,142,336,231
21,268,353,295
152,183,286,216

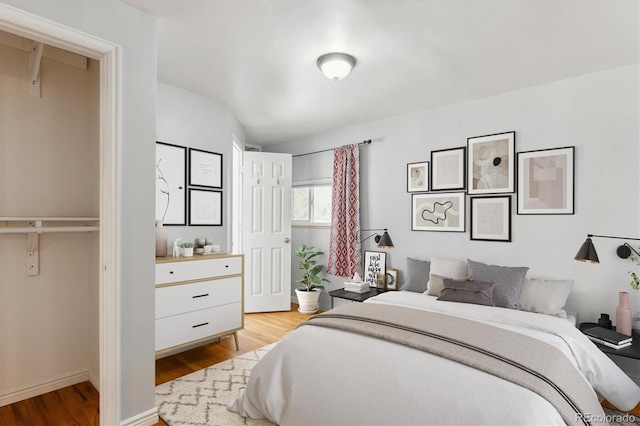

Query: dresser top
156,253,243,264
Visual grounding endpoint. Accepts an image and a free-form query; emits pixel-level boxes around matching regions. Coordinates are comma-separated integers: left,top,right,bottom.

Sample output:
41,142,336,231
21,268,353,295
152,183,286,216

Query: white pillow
518,278,574,318
427,257,468,292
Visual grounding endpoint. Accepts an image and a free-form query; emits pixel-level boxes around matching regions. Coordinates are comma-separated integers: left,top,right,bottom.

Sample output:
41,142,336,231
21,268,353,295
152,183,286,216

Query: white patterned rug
155,343,277,426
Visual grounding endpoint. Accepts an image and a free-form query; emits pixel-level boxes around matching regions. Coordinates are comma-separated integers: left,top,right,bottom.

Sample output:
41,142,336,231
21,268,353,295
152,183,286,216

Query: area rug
155,343,277,426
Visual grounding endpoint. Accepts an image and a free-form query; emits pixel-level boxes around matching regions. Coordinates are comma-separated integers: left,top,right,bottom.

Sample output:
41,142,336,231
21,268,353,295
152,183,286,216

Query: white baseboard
88,368,100,390
120,407,159,426
0,369,89,407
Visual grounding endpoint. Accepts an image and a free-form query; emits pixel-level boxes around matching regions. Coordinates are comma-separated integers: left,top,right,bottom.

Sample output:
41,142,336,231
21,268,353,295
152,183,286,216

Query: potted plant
179,242,195,257
294,244,330,314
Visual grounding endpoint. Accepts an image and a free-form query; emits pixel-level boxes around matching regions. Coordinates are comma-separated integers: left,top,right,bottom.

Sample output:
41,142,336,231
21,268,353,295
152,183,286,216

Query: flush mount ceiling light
317,52,356,81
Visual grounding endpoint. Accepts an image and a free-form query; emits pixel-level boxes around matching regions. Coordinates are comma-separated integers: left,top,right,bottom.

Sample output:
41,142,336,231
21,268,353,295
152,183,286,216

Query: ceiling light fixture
317,52,356,81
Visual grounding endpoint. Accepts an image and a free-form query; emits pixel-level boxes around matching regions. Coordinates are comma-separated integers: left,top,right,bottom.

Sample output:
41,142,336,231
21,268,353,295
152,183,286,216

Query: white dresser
155,254,244,357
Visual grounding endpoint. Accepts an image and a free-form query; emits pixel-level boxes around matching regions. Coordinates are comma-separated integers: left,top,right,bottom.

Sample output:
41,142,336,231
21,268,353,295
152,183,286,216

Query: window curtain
327,144,361,278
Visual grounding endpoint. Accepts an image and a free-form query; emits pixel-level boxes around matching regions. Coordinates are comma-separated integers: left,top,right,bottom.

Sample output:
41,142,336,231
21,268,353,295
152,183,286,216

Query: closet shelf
0,217,99,234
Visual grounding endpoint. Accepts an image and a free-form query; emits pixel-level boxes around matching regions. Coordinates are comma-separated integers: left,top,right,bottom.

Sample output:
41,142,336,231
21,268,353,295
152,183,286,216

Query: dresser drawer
155,302,242,351
156,276,241,319
156,256,242,285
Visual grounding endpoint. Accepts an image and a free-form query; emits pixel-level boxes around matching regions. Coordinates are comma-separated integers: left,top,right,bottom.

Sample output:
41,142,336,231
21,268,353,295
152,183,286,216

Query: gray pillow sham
399,257,431,292
437,279,495,306
467,259,529,309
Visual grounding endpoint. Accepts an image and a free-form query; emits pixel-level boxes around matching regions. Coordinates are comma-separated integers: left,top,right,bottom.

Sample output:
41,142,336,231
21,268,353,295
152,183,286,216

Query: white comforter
229,291,640,425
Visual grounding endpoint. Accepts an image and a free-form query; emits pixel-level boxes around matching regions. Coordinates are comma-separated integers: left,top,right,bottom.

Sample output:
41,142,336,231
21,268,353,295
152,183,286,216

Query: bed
229,288,640,425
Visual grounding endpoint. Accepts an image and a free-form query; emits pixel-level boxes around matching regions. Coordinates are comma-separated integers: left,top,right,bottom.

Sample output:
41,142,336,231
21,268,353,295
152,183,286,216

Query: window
292,184,332,226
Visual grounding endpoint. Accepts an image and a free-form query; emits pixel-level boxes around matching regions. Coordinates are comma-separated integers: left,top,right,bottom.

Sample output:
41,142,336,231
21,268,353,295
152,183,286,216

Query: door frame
0,5,121,425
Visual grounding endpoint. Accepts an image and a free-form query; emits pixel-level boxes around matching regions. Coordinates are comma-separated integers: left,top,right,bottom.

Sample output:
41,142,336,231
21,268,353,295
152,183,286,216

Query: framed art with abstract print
189,148,223,189
411,192,465,232
430,147,466,191
363,250,387,287
407,161,429,192
189,188,223,226
517,146,575,215
156,141,186,225
467,131,515,195
386,268,399,290
470,196,511,242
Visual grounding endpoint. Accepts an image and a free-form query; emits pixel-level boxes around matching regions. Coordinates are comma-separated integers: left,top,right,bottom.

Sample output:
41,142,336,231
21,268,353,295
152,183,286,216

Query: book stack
344,281,371,293
583,326,633,349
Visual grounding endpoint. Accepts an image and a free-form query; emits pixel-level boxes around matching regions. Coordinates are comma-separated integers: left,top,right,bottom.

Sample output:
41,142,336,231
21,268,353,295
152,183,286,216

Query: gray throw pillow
437,279,495,306
399,257,431,292
467,259,529,309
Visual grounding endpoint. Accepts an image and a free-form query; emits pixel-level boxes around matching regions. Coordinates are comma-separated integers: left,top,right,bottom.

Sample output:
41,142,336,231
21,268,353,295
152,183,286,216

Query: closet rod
0,226,99,234
0,216,99,221
292,139,371,158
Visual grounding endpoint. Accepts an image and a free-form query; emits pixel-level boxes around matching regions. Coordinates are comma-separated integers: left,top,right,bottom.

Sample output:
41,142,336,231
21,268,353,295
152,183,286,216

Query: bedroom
0,0,638,425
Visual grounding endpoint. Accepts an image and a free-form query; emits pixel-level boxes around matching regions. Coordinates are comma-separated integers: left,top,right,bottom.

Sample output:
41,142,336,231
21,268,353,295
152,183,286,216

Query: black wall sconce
361,228,394,249
574,234,640,264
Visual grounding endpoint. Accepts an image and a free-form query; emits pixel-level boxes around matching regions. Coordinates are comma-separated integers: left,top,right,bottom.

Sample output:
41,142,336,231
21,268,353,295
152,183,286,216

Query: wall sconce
574,234,640,264
361,228,394,249
317,52,356,81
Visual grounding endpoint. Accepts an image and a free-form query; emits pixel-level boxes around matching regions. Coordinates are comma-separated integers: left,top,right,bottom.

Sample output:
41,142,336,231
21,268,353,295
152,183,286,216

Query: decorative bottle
616,291,632,336
156,220,168,257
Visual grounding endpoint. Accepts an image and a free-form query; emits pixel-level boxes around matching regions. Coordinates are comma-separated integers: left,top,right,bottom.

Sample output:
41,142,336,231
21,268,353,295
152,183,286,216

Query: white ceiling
124,0,639,146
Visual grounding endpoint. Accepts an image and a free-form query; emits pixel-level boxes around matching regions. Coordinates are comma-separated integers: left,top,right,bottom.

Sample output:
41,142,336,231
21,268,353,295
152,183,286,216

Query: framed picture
467,131,515,194
386,268,399,290
411,192,465,232
470,196,511,242
156,141,186,225
517,146,575,215
407,161,429,192
363,250,387,287
431,147,466,191
189,148,223,189
189,188,223,226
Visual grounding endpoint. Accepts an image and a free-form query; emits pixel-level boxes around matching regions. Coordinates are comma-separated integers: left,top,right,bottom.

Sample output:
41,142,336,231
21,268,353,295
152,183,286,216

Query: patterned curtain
327,144,361,278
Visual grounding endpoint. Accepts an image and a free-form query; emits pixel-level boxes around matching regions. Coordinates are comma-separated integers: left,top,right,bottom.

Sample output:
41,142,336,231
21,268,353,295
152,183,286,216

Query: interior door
242,151,292,312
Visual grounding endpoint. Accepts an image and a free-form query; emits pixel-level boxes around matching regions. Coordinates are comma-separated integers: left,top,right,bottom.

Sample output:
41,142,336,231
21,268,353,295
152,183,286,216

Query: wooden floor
0,304,311,426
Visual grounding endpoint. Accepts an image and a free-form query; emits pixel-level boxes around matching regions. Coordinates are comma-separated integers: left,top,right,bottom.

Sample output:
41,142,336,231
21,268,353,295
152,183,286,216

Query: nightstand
328,287,387,309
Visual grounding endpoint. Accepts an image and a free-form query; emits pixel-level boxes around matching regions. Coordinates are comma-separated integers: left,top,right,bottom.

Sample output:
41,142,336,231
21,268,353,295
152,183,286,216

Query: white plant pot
295,288,321,314
182,247,194,257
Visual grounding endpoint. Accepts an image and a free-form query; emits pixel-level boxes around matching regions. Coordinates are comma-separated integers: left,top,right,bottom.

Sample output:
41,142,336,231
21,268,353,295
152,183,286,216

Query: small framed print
386,268,399,290
189,148,223,189
189,188,223,226
407,161,429,192
470,196,511,242
431,147,466,191
363,250,387,287
517,146,575,215
411,192,465,232
467,131,515,194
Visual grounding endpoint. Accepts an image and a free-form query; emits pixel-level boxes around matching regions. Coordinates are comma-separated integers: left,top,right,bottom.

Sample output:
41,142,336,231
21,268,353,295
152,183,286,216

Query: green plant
295,244,330,291
628,248,640,290
179,242,195,248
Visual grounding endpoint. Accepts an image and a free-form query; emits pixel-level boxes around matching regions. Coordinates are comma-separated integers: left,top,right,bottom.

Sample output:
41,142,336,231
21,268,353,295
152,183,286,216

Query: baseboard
88,368,100,390
0,369,89,407
121,407,159,426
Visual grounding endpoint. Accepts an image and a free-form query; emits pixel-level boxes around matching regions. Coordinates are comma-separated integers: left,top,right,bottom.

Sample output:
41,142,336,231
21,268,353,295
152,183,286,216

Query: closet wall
0,40,99,403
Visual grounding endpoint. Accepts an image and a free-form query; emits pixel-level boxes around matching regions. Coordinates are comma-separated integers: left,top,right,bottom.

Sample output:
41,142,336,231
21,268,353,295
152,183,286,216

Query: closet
0,29,100,407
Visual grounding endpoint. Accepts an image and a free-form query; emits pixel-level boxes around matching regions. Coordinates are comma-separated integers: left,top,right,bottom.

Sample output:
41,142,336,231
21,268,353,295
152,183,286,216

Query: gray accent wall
270,65,640,324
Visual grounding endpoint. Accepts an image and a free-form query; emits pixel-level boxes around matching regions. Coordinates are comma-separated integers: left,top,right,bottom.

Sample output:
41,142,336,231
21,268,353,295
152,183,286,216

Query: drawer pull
192,293,209,299
225,265,229,268
192,322,209,328
169,271,174,274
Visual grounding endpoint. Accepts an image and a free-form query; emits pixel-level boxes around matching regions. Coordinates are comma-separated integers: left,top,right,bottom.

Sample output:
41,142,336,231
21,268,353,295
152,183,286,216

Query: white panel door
242,151,292,312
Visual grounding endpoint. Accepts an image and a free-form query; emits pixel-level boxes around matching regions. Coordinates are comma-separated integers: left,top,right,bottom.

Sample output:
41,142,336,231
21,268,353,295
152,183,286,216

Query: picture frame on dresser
411,192,465,232
517,146,575,215
189,148,223,189
407,161,429,192
189,188,223,226
470,196,511,242
156,141,187,225
467,131,515,195
430,147,466,191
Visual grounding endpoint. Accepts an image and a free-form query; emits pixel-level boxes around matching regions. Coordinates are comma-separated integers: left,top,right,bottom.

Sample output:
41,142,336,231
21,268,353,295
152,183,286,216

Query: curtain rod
292,139,371,158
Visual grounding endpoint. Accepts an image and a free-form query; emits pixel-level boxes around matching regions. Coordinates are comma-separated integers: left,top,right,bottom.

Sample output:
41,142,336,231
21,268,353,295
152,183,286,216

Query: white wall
3,0,159,421
156,82,244,252
270,65,640,323
0,44,99,398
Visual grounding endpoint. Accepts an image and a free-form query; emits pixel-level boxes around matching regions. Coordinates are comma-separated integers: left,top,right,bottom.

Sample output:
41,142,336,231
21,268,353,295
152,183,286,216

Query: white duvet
229,291,640,425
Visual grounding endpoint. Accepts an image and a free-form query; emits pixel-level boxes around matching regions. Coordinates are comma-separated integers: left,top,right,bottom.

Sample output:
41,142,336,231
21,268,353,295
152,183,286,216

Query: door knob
284,238,290,243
